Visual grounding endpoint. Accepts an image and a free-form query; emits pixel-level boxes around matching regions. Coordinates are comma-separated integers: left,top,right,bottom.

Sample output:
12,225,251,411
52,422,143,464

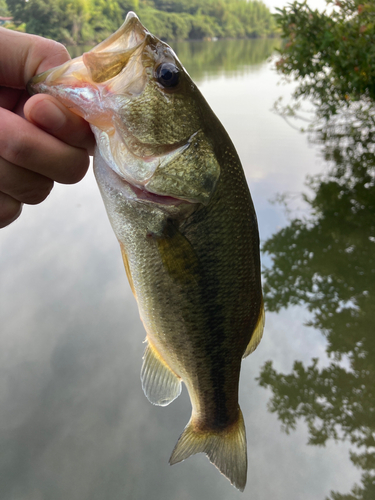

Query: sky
263,0,328,12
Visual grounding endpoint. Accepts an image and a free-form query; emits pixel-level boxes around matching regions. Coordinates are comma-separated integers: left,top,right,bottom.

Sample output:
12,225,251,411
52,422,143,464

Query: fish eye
156,63,180,88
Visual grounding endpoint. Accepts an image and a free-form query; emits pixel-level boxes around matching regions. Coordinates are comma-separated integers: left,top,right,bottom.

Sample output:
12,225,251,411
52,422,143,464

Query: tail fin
169,409,247,491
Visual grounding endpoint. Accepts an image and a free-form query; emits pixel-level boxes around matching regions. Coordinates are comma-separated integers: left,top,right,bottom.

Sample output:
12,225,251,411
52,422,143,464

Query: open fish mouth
93,126,202,204
28,11,150,135
29,11,220,207
28,12,148,104
117,176,193,207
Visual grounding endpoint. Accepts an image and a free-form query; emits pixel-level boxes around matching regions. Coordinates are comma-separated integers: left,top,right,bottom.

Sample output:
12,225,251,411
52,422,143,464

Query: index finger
0,27,70,89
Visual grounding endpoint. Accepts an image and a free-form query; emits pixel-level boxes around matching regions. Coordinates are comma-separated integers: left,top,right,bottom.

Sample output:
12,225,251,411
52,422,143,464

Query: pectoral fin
141,340,182,406
243,297,265,358
152,220,200,285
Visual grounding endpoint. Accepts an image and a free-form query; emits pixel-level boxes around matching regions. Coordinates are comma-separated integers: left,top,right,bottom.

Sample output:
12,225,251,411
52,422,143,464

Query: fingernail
30,99,67,132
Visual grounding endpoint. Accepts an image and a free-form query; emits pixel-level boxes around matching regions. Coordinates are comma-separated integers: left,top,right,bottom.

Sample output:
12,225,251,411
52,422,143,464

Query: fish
29,12,264,491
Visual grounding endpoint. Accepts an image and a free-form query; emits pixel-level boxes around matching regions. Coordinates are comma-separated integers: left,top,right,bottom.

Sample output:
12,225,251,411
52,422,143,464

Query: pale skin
0,27,96,228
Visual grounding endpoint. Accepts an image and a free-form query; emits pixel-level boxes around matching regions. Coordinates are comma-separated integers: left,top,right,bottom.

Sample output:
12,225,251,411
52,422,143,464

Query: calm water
1,39,372,499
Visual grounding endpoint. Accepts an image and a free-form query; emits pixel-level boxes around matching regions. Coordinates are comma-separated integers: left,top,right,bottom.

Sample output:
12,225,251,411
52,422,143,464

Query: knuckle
34,38,70,66
19,179,54,205
4,138,29,167
50,41,70,59
0,197,22,228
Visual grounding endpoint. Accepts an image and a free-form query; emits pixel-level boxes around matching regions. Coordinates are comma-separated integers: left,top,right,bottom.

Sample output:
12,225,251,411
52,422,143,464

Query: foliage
258,106,375,498
3,0,276,44
0,0,10,16
144,0,277,38
82,0,123,43
258,4,375,499
259,3,375,498
274,0,375,120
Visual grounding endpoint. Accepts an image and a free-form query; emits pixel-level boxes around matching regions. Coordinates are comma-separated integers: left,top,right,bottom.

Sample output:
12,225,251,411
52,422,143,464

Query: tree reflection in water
68,38,281,81
258,105,375,500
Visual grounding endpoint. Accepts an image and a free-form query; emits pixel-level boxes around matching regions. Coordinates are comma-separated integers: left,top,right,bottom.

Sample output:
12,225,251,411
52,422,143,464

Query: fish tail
169,408,247,491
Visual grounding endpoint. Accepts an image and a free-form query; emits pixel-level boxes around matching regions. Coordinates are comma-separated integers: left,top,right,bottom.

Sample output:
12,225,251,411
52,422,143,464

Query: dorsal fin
243,297,265,358
141,340,182,406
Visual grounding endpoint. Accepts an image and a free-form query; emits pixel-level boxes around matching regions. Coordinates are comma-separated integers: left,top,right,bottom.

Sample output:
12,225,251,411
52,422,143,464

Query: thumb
24,94,96,155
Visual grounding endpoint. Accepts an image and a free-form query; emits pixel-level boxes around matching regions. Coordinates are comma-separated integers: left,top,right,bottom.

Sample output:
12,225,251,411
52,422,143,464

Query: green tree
275,0,375,119
258,3,375,498
18,0,63,39
6,0,27,24
0,0,10,16
5,0,276,43
117,0,139,16
86,0,122,42
23,0,88,43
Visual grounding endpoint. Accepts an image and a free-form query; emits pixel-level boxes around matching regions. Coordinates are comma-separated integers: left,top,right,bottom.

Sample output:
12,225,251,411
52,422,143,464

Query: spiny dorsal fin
243,297,265,358
141,341,182,407
169,409,247,491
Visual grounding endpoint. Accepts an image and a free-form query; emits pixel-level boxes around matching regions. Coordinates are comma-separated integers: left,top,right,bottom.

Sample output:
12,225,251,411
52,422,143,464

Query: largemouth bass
29,12,264,491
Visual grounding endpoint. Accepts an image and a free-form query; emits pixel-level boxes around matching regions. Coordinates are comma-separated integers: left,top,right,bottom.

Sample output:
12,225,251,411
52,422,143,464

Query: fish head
29,12,221,208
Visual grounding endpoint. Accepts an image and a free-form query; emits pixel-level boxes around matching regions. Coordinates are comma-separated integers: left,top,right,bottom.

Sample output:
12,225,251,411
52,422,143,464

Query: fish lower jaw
125,178,193,207
94,147,194,209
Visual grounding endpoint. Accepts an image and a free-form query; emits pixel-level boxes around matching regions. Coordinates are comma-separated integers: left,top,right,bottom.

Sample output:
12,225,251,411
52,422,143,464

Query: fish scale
29,11,264,492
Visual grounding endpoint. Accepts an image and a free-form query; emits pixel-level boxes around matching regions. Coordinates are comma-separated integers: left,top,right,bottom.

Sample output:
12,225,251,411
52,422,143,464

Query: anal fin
120,243,136,296
243,296,265,358
141,341,182,407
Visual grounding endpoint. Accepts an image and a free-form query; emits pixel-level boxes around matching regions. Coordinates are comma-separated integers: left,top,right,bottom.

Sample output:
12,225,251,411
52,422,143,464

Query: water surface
1,39,370,500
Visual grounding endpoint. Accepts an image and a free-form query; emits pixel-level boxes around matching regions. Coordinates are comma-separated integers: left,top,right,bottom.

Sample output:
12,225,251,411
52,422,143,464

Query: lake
1,38,372,499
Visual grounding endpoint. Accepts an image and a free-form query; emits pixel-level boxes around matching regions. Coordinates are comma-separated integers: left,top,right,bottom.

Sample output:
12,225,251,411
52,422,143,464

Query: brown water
1,39,372,500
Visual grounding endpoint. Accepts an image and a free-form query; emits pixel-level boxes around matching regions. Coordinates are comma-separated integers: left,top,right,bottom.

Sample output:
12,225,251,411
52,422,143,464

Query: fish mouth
92,125,203,205
94,147,194,211
28,12,191,204
29,12,147,87
28,12,149,124
28,12,218,207
124,179,192,207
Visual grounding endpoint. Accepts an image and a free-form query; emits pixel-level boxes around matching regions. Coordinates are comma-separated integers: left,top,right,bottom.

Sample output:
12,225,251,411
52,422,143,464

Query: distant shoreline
63,35,280,47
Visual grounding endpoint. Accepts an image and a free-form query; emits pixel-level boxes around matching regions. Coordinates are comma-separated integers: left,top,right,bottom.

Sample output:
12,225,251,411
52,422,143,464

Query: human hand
0,28,96,228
